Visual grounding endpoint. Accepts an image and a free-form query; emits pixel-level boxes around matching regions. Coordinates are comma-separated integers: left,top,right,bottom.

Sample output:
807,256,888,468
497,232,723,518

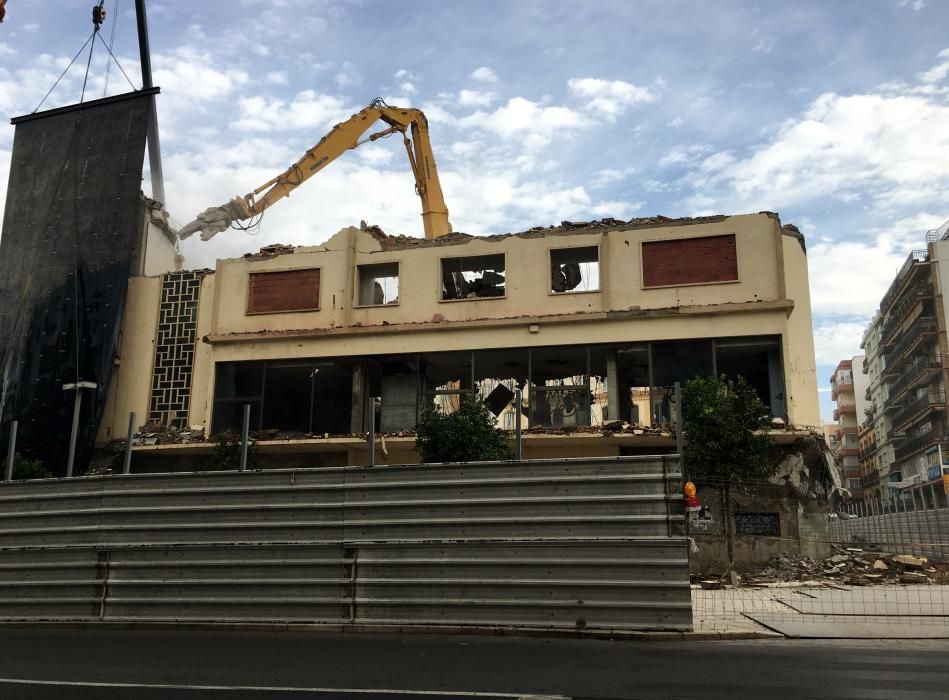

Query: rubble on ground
728,546,949,586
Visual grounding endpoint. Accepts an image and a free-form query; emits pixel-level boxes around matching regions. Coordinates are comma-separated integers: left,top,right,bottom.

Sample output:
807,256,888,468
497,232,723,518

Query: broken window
530,345,591,427
612,345,652,426
651,340,713,425
419,351,474,414
550,245,599,293
441,254,505,300
474,348,529,430
356,262,399,306
211,359,352,436
714,336,784,418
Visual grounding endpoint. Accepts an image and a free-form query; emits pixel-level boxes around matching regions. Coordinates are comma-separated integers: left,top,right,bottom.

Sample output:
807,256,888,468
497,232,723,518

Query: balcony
880,250,928,314
885,316,937,365
833,404,857,421
881,282,934,342
863,357,870,374
831,381,854,401
892,390,947,430
862,471,881,489
894,430,949,461
858,443,878,461
889,355,942,402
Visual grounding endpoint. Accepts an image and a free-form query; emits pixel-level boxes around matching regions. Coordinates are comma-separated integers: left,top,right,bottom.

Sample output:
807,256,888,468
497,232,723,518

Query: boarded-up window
247,269,320,314
642,234,738,288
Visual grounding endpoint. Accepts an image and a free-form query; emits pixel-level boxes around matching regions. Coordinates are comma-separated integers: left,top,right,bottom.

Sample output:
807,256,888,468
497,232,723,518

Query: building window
441,253,505,300
642,234,738,288
247,268,320,314
734,512,780,536
550,245,599,293
848,479,861,490
356,262,399,306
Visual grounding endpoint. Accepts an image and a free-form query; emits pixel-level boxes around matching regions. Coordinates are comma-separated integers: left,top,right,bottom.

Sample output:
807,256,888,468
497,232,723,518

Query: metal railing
885,316,937,365
893,390,947,430
880,250,928,313
889,356,942,402
895,431,949,461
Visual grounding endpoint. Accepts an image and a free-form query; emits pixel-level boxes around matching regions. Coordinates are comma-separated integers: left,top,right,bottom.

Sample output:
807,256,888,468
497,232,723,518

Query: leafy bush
11,453,51,480
415,394,512,463
212,430,259,470
680,374,775,485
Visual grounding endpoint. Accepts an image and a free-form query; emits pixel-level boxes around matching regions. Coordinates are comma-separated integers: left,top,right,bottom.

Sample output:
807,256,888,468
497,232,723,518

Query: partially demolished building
96,211,821,468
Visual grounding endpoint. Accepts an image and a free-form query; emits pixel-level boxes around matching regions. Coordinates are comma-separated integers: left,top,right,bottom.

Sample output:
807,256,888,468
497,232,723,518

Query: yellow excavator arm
178,99,452,241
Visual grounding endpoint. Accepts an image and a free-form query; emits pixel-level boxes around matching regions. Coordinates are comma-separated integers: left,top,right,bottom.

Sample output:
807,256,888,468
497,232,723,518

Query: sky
0,0,948,423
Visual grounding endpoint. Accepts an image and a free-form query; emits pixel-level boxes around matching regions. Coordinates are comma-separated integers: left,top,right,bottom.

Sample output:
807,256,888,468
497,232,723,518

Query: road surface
0,626,945,699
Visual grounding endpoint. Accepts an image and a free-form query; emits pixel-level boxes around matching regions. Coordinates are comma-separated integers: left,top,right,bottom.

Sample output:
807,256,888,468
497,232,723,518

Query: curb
0,620,784,641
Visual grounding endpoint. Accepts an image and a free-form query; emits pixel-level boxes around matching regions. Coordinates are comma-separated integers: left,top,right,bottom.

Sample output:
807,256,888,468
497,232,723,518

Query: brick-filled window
247,268,320,314
642,234,738,288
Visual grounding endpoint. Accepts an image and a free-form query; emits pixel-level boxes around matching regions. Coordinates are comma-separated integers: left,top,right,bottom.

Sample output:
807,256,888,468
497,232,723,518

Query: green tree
415,394,513,463
212,430,259,470
10,453,51,480
680,374,775,485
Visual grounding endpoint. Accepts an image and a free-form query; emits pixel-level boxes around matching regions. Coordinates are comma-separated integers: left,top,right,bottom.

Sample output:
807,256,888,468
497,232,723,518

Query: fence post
514,387,522,462
368,398,378,467
122,412,136,475
4,420,17,482
239,403,250,471
674,382,684,473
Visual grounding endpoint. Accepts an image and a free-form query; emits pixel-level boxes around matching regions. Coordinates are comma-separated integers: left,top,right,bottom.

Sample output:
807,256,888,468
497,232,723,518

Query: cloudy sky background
1,0,948,422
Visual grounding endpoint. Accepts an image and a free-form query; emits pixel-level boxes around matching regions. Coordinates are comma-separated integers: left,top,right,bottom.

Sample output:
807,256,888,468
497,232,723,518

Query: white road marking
0,677,566,699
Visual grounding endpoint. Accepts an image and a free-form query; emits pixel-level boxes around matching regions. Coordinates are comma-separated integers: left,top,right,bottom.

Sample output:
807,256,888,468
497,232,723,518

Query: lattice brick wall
148,270,207,428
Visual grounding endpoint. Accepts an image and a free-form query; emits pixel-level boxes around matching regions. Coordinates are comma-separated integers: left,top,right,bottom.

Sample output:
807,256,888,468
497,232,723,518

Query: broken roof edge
224,210,799,261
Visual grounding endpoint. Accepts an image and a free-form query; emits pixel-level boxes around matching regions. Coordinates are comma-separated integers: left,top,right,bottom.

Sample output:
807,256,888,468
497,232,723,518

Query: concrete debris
243,243,296,260
734,547,948,587
128,422,207,446
700,580,723,590
892,554,927,570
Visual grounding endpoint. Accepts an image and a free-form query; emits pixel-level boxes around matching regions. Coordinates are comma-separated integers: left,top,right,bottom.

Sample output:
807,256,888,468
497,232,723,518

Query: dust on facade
832,219,949,512
95,208,822,470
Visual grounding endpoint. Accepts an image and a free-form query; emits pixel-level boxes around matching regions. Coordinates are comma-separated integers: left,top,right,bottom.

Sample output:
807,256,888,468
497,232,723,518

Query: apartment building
865,220,949,509
94,212,821,468
831,357,867,497
858,312,896,500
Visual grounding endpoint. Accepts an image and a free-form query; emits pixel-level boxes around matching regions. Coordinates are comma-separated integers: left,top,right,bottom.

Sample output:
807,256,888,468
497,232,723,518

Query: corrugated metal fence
0,456,691,631
830,507,949,561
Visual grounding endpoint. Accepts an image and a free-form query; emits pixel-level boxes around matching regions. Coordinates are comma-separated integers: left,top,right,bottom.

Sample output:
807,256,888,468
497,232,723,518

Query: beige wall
98,212,822,443
96,276,161,443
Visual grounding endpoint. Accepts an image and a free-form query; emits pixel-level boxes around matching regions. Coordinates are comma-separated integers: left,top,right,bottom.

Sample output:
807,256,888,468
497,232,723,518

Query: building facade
96,213,821,467
860,220,949,510
831,358,865,497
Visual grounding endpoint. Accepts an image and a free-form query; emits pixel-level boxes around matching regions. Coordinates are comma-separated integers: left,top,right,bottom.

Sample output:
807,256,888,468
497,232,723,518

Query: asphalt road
0,626,947,699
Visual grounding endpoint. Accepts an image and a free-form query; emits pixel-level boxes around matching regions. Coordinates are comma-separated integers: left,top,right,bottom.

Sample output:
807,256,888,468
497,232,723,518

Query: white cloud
0,42,16,57
752,36,776,54
920,48,949,84
899,0,926,10
231,90,353,132
657,144,711,167
459,97,586,149
335,62,361,88
457,89,496,107
153,48,248,103
23,23,39,33
400,81,417,95
266,71,288,85
683,87,949,213
667,117,685,128
807,213,947,317
471,66,499,83
567,77,658,120
812,320,873,366
395,69,418,81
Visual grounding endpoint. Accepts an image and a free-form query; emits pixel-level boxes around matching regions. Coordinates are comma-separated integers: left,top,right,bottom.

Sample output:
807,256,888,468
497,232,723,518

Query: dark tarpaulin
0,89,156,475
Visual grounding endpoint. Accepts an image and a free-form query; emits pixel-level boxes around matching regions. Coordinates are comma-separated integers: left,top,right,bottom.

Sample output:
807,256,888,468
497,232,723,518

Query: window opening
550,245,599,293
356,262,400,306
441,253,505,300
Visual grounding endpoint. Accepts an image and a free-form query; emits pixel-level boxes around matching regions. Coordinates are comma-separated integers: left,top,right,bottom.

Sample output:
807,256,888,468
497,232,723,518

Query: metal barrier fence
688,480,949,637
0,457,691,632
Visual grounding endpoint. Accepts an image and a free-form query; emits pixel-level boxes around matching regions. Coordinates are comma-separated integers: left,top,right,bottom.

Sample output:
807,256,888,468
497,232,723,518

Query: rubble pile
741,547,949,586
132,423,206,446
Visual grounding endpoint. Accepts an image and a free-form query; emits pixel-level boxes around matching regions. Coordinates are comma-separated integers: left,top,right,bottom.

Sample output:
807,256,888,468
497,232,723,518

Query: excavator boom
178,99,451,241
